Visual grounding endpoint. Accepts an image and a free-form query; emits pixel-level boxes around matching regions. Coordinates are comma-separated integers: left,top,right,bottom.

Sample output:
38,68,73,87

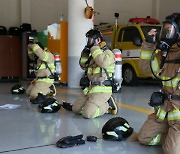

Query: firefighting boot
49,84,56,97
108,96,118,115
30,93,47,104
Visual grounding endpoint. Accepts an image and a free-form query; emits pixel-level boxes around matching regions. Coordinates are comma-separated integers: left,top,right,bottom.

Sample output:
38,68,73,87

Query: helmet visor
160,22,176,40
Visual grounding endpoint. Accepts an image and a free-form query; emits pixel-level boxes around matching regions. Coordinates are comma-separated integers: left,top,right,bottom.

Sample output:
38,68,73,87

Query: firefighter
64,29,118,118
26,42,56,103
138,13,180,154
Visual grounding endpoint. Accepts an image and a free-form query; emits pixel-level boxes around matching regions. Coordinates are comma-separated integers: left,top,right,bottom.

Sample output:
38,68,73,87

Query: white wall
0,0,179,31
0,0,20,28
159,0,180,21
94,0,153,25
30,0,68,30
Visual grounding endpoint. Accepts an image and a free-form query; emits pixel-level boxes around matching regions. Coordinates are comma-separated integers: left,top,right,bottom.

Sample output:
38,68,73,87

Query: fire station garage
0,0,179,154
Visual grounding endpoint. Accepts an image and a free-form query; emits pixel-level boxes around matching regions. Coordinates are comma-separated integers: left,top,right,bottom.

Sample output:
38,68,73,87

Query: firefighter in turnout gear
138,13,180,154
26,42,56,102
71,29,118,118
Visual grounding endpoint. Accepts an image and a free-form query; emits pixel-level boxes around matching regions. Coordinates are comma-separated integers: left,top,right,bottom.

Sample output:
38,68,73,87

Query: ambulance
96,16,161,86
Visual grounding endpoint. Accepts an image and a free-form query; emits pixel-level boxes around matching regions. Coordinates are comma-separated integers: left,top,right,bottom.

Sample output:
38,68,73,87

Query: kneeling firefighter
63,29,118,119
26,42,56,102
138,13,180,154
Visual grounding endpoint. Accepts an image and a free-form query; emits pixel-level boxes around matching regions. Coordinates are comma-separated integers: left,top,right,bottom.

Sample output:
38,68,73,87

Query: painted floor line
117,102,153,115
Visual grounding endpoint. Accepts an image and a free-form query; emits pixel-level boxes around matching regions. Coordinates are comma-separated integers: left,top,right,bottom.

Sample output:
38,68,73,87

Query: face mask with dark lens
159,23,177,50
160,23,176,40
86,37,95,48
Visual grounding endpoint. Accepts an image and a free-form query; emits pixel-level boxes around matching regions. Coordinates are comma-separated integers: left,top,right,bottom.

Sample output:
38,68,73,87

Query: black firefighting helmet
11,84,25,94
102,117,133,141
86,29,103,41
160,13,180,45
38,97,61,113
86,29,103,48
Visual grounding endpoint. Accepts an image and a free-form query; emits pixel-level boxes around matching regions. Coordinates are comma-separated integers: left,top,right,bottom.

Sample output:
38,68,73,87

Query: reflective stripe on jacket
149,134,161,145
83,86,112,95
156,107,180,121
36,78,54,84
140,49,160,73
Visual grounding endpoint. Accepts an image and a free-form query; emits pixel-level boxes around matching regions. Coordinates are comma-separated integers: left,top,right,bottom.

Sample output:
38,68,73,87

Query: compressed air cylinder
54,53,62,75
113,49,123,83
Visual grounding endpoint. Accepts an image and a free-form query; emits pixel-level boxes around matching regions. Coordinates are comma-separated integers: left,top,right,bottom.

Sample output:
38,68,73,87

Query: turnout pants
138,113,180,154
72,92,111,119
26,81,53,99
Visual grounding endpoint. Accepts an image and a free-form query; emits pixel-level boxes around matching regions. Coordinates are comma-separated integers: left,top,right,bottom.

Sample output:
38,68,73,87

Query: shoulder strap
102,68,111,80
44,62,54,76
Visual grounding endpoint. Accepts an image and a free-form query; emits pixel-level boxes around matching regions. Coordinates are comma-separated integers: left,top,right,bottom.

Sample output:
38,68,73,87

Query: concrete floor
0,81,163,154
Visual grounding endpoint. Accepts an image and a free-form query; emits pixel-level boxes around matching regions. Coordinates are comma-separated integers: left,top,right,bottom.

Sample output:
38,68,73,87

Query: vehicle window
141,26,161,38
118,27,141,42
103,34,112,48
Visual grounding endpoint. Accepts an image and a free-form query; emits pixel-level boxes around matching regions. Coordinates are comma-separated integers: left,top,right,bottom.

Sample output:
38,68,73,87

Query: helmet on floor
38,97,61,113
11,84,25,94
102,117,133,141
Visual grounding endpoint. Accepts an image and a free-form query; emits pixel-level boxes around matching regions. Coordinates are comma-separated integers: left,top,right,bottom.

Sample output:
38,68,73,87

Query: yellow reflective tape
43,52,49,62
156,108,166,121
37,78,54,84
149,134,161,145
83,87,89,95
44,106,53,111
106,131,118,138
116,126,128,132
80,57,88,64
140,50,153,60
83,86,112,94
162,77,180,88
89,86,112,93
93,108,100,118
32,45,40,51
168,109,180,121
92,49,103,59
151,57,160,73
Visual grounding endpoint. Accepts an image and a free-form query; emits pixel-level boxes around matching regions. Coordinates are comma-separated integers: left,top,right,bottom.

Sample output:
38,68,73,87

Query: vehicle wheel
122,65,138,86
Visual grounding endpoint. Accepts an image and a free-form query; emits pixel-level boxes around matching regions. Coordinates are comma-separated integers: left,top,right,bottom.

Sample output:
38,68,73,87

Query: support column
151,0,160,20
68,0,94,88
20,0,31,24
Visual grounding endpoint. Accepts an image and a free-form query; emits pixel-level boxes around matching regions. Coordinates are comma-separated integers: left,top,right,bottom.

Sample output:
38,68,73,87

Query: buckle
99,81,104,86
168,95,172,100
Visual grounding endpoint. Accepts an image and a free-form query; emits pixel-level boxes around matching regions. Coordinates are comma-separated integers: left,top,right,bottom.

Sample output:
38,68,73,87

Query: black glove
82,46,90,55
62,101,73,111
145,34,156,43
56,134,85,148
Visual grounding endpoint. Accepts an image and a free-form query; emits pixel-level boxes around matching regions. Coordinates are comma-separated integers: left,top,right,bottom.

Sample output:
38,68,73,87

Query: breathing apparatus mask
158,13,180,51
86,29,103,49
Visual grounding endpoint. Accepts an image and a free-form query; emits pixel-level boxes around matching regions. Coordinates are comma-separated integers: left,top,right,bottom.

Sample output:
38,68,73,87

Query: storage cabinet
0,35,22,77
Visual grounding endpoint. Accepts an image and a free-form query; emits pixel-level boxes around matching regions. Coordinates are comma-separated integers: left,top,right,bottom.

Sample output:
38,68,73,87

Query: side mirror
133,37,142,46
